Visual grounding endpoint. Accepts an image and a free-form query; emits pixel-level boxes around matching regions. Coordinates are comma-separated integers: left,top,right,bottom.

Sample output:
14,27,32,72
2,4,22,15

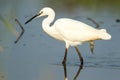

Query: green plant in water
0,15,19,37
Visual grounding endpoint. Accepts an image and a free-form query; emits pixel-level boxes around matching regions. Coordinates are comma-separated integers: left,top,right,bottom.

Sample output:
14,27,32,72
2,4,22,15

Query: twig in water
14,19,25,44
87,17,100,28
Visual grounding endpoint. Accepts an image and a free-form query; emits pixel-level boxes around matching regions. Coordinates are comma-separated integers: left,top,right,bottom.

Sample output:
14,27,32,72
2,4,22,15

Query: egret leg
62,62,68,80
62,48,68,64
74,46,83,65
73,63,83,80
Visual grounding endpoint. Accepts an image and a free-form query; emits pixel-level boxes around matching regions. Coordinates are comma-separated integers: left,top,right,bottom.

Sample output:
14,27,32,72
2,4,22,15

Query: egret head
38,7,54,17
25,7,55,24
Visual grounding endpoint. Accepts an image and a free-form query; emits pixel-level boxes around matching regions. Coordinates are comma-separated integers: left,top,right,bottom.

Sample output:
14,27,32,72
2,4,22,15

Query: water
0,0,120,80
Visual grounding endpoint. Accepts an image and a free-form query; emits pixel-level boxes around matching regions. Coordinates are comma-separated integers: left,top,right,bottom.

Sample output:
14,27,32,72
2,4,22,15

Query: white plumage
55,18,110,42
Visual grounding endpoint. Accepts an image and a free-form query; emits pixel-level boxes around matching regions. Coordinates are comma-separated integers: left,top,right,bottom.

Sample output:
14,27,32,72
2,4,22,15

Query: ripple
52,56,120,70
79,56,120,69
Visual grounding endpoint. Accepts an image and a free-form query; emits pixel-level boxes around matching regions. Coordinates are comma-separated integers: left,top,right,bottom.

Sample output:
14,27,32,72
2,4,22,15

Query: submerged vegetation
0,16,19,37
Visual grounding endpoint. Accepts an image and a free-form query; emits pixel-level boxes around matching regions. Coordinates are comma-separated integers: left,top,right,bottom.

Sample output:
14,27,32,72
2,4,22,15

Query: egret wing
55,18,99,42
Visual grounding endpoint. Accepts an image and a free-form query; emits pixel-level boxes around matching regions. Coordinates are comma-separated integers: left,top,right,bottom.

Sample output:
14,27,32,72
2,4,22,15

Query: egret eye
40,11,43,14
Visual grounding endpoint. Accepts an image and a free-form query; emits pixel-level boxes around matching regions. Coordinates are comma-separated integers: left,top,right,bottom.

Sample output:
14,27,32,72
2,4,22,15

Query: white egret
25,7,111,65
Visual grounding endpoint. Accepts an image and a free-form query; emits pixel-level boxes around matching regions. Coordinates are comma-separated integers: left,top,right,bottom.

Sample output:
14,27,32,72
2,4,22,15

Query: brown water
0,0,120,80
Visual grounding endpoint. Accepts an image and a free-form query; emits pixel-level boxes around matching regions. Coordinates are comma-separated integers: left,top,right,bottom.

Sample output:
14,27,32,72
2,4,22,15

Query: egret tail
99,29,111,40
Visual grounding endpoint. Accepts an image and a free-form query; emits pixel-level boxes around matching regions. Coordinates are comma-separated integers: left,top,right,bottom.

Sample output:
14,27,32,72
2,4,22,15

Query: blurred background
0,0,120,80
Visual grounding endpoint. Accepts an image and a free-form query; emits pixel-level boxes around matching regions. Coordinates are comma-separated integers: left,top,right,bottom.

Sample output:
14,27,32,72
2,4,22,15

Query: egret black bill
25,12,43,24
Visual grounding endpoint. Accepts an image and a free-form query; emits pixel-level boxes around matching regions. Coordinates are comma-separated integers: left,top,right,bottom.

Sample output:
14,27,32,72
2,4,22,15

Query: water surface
0,0,120,80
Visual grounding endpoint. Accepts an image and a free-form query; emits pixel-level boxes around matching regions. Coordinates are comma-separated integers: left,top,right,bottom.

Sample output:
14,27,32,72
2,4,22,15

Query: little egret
25,7,111,65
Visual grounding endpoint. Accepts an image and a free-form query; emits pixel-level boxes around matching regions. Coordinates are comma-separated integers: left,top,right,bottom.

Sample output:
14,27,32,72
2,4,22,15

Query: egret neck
42,9,55,36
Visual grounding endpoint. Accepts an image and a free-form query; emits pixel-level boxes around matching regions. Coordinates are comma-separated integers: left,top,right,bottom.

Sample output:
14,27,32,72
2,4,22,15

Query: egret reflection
62,63,83,80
